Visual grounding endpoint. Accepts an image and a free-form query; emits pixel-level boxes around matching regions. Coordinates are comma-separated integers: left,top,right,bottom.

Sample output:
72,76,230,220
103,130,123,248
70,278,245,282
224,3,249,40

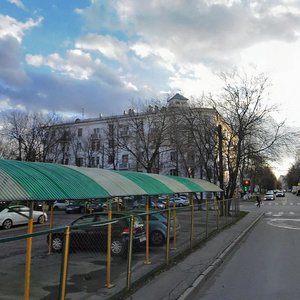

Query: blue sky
2,0,300,174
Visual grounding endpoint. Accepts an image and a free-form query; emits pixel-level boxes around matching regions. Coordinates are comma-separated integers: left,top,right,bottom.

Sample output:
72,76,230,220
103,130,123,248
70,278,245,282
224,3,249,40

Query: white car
264,190,275,201
0,205,48,229
53,200,68,210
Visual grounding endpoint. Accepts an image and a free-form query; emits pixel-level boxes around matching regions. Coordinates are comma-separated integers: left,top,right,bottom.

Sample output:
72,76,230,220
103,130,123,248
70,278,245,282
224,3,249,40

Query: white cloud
0,14,43,43
75,34,128,64
8,0,25,10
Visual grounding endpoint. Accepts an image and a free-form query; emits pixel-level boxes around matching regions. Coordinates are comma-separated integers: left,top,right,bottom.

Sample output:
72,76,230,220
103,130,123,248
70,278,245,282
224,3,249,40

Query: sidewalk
125,209,264,300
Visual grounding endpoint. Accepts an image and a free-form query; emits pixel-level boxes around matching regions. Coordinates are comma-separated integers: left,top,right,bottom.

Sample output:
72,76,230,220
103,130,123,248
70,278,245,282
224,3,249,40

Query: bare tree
117,104,171,173
208,71,295,198
1,110,62,162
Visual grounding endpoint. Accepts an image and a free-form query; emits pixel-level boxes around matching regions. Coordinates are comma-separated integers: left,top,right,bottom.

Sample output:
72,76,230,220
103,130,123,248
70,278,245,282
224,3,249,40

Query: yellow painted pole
165,197,171,265
189,194,194,249
24,202,33,300
215,196,219,230
126,215,134,290
48,204,54,255
144,196,151,265
172,201,177,250
106,203,114,288
59,226,71,300
205,199,208,239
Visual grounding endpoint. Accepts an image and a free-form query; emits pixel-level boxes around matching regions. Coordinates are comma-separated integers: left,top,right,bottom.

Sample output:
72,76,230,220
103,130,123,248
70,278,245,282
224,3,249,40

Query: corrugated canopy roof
0,160,222,201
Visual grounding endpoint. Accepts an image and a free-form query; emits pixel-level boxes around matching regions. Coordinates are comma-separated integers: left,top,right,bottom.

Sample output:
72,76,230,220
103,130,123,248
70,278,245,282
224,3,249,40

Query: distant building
45,94,232,184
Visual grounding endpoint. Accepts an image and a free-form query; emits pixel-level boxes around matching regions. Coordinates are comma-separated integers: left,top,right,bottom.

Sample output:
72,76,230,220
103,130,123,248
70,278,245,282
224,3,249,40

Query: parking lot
0,201,238,300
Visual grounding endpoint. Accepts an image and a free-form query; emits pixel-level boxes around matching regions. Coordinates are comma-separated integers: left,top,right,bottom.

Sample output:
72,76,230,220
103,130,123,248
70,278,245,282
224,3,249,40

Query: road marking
267,218,300,230
272,212,284,217
290,212,295,215
266,212,272,215
290,203,294,205
275,203,279,205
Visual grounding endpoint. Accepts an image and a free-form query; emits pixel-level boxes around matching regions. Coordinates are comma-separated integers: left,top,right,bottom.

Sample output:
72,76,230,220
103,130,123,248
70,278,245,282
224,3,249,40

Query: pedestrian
256,194,261,207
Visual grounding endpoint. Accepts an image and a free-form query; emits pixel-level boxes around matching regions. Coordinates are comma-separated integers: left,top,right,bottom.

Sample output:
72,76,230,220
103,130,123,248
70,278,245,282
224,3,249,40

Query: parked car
65,202,86,214
134,210,181,246
264,190,275,201
53,200,68,210
276,190,285,197
0,204,47,229
170,197,190,207
48,212,146,256
133,198,165,209
86,201,104,212
102,197,124,210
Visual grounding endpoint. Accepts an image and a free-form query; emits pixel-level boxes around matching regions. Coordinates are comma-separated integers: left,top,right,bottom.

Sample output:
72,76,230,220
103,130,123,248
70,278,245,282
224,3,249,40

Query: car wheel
38,215,45,224
150,230,165,246
111,238,126,256
2,219,13,229
179,203,183,207
52,236,63,252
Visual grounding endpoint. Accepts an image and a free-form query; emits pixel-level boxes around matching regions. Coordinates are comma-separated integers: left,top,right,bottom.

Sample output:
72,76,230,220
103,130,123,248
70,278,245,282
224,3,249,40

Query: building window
170,169,178,176
76,157,83,167
78,128,83,137
108,123,114,135
170,151,177,162
108,139,114,148
96,156,100,166
122,154,128,164
108,154,114,164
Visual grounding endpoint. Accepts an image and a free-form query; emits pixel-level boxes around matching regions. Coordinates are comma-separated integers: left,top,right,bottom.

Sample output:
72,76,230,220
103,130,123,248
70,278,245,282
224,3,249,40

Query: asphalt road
189,192,300,300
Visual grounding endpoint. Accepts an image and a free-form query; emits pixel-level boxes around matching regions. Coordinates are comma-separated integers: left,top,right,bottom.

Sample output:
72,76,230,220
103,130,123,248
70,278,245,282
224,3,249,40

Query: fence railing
0,197,240,300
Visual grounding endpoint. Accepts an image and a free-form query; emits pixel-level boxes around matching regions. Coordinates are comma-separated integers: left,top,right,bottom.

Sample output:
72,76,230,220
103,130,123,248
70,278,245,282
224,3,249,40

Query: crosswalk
265,211,295,217
254,202,300,206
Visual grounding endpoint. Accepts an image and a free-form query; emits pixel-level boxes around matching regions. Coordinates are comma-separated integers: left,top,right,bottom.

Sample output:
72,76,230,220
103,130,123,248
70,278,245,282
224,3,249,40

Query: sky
1,0,300,176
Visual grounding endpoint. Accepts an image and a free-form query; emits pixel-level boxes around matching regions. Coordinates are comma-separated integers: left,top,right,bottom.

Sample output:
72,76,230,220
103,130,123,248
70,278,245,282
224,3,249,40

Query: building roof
167,93,189,103
0,160,222,201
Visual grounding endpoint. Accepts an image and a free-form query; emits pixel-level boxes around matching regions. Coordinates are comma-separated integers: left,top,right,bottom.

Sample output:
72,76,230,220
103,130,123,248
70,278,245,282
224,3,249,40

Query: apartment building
46,93,230,184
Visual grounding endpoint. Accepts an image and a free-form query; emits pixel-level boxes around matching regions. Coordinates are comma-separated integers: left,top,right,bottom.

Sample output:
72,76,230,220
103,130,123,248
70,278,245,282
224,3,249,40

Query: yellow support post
126,215,134,290
106,203,114,288
171,201,177,250
59,226,71,300
189,194,194,249
144,196,151,265
48,204,54,255
215,196,219,230
24,202,33,300
205,199,208,239
165,197,171,265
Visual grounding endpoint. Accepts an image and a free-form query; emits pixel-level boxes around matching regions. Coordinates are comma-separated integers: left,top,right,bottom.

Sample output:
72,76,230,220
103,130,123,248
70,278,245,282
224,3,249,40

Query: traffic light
243,179,251,192
243,179,251,186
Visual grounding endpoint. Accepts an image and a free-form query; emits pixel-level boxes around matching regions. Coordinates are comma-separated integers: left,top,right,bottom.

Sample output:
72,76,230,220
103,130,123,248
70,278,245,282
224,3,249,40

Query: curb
178,212,264,300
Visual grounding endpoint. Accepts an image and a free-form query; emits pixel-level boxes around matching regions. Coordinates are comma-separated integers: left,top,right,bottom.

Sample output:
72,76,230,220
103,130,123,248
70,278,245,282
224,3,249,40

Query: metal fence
0,197,240,300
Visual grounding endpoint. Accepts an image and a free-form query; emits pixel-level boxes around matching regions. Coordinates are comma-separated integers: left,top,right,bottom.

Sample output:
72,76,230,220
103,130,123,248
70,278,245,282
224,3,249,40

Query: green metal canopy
0,160,222,201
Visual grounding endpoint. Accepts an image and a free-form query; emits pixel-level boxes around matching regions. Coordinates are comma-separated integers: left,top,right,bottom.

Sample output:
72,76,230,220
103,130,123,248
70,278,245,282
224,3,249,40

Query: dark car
65,202,86,214
48,212,146,256
133,210,181,246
